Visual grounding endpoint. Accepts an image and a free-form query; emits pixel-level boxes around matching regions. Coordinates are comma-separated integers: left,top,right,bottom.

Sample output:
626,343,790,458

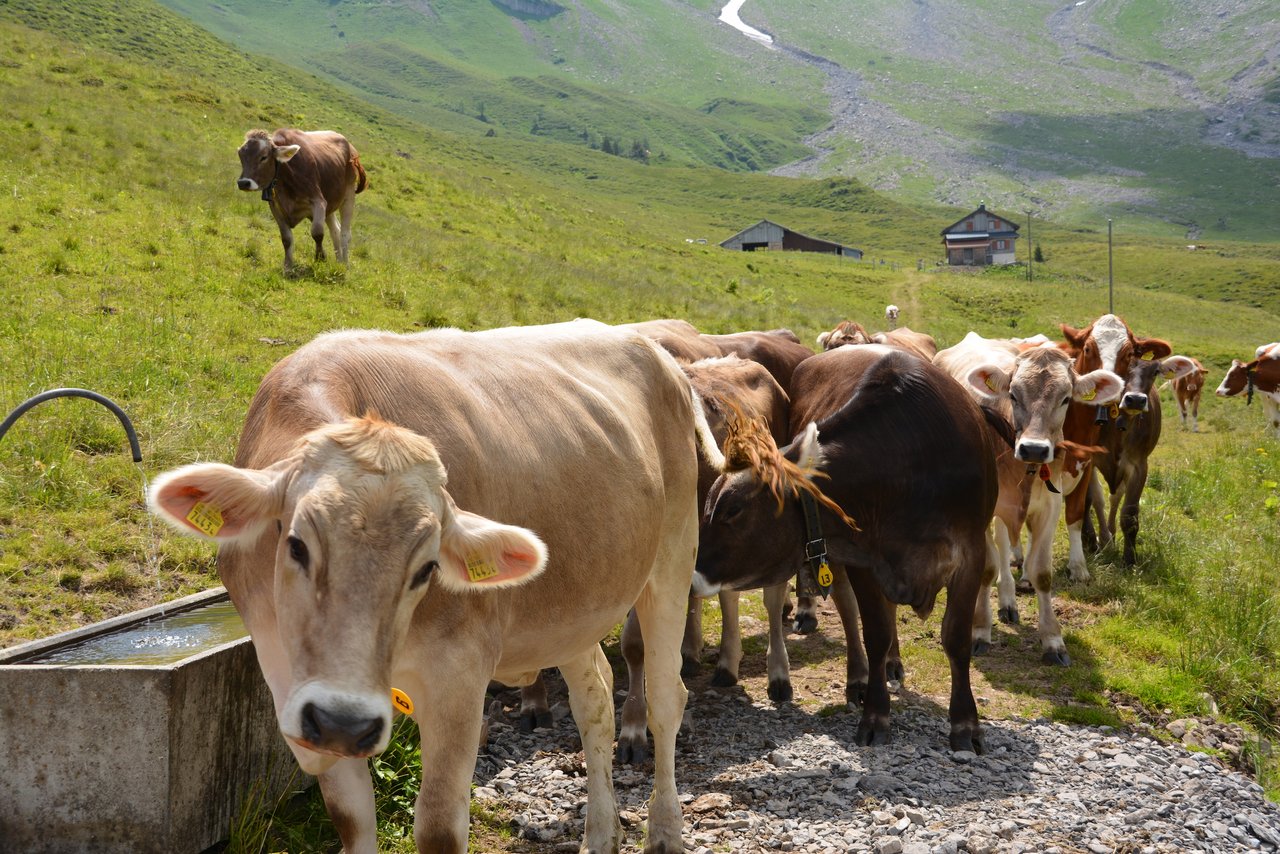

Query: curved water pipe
0,388,142,462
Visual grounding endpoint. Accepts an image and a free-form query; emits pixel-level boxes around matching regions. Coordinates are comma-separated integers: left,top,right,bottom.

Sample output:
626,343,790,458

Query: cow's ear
1159,355,1197,382
816,331,832,349
274,144,301,162
1060,323,1087,351
437,506,547,593
148,463,283,543
1073,370,1124,405
793,422,823,472
966,364,1011,401
1135,338,1172,361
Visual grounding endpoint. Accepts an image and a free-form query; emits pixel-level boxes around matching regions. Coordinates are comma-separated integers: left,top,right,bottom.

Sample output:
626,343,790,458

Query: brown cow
816,320,872,350
148,320,711,853
1086,351,1196,566
1168,358,1209,432
1216,343,1280,438
694,344,999,751
236,128,368,272
871,327,938,360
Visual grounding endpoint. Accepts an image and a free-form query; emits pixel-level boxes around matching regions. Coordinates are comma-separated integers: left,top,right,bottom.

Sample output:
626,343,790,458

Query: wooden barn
941,204,1020,266
720,219,863,260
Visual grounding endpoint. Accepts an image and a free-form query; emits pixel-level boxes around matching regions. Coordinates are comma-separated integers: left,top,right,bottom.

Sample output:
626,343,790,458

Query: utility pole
1108,218,1114,314
1025,210,1032,282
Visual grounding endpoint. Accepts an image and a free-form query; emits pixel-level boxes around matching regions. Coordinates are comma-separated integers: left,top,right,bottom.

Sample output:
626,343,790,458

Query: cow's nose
301,701,385,755
236,178,253,191
1121,393,1148,412
1015,439,1053,464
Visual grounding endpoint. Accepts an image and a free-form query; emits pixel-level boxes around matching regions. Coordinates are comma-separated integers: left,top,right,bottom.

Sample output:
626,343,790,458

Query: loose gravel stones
473,679,1280,853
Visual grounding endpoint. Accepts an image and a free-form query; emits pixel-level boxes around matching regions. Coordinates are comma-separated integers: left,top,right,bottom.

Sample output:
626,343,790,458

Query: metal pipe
0,389,142,462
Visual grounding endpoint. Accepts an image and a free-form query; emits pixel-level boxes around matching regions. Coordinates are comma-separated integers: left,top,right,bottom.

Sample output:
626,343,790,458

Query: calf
1169,357,1209,432
237,128,368,272
148,321,709,854
1216,343,1280,438
694,345,999,752
1087,350,1197,566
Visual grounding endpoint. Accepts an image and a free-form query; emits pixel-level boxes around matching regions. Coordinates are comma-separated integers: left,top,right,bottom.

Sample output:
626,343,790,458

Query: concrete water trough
0,586,303,853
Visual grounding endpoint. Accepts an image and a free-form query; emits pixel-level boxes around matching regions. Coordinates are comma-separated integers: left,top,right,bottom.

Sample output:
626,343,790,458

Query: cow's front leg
413,670,489,854
317,757,378,854
275,218,296,272
763,582,793,702
311,199,329,261
828,566,869,705
561,643,624,854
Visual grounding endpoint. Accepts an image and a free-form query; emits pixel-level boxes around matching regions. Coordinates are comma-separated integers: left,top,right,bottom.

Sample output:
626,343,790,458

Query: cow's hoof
950,728,985,755
1041,649,1071,667
792,612,819,635
518,709,552,733
615,735,650,766
855,719,892,747
643,841,681,854
998,605,1020,625
680,655,701,679
847,681,868,708
1015,578,1033,594
709,667,738,688
886,660,905,684
768,678,793,703
972,639,991,656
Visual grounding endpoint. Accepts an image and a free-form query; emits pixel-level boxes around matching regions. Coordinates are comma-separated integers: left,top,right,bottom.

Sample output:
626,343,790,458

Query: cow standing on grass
148,321,710,854
1169,357,1209,432
236,128,367,272
1216,343,1280,438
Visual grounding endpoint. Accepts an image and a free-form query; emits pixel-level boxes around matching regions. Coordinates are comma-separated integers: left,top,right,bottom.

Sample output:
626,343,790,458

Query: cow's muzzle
299,701,385,757
1120,392,1148,413
690,570,721,599
1014,439,1053,464
236,177,257,191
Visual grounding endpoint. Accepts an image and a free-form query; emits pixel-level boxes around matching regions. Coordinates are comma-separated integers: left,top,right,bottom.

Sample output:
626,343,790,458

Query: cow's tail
690,386,725,473
351,151,369,194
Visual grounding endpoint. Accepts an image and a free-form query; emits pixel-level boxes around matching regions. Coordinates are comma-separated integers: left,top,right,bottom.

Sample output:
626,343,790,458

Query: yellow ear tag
186,501,224,537
984,376,998,392
1081,389,1097,402
816,560,834,588
391,688,414,715
1141,351,1154,361
465,554,500,583
1109,403,1120,418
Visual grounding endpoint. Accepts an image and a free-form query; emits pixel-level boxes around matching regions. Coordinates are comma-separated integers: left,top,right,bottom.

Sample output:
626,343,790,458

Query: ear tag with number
1081,388,1097,402
465,554,499,583
186,501,224,537
984,376,998,392
391,688,414,715
817,560,834,588
1141,351,1154,361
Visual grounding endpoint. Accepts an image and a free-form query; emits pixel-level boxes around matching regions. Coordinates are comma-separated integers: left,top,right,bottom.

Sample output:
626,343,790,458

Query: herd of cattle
203,127,1280,852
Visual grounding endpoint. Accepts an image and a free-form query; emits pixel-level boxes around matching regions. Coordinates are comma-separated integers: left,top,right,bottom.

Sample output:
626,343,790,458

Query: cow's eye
411,561,439,590
1062,397,1071,406
287,536,309,571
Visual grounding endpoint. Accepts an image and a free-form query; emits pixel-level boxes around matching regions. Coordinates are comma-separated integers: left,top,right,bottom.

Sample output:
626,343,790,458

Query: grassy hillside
1,1,1280,849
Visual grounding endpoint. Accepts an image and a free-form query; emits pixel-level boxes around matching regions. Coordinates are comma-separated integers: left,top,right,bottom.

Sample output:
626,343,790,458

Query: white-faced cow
695,344,1000,752
1085,346,1197,566
1216,343,1280,438
885,304,900,327
939,333,1123,665
1168,357,1209,432
148,320,712,854
237,128,368,272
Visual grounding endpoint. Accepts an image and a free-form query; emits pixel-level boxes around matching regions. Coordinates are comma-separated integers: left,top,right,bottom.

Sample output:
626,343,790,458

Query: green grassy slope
2,1,1280,846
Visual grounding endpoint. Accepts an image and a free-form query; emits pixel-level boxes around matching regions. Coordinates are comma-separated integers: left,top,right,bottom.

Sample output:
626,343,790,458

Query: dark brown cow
1216,343,1280,438
693,344,999,752
1169,358,1209,432
1087,351,1196,566
236,128,368,271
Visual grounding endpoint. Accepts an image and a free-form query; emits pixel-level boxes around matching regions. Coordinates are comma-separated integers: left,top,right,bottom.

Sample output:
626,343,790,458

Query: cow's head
693,414,854,595
817,320,871,351
148,416,546,764
236,129,300,192
1115,349,1196,413
1216,359,1254,398
967,345,1123,463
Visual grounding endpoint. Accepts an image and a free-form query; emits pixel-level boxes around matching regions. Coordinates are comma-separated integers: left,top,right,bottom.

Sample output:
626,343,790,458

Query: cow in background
818,319,936,360
817,320,872,350
237,128,368,272
1087,349,1197,566
1168,357,1209,432
1216,343,1280,438
885,304,900,327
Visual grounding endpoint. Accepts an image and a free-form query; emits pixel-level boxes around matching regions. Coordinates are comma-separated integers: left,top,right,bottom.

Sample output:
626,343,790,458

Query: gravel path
472,675,1280,853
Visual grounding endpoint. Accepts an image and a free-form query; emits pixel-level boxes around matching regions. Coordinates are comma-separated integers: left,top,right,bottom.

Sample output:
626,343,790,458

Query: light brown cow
937,333,1122,665
816,320,872,350
871,327,938,360
236,128,368,272
148,321,712,854
1216,343,1280,438
1168,358,1209,432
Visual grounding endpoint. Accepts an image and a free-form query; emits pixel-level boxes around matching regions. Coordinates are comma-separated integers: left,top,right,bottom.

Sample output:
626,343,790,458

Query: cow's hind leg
829,566,869,706
317,758,377,854
942,539,985,753
616,608,649,765
681,592,704,677
560,644,624,854
792,590,819,634
325,209,342,262
847,568,894,746
518,673,553,732
338,187,356,262
971,530,1000,655
310,199,328,261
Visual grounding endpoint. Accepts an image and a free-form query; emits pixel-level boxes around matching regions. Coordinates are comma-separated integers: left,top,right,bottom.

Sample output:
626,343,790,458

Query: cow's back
272,129,359,211
234,320,698,674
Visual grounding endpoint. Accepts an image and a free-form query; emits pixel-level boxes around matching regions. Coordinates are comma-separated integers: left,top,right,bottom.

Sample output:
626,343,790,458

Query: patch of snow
719,0,775,47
